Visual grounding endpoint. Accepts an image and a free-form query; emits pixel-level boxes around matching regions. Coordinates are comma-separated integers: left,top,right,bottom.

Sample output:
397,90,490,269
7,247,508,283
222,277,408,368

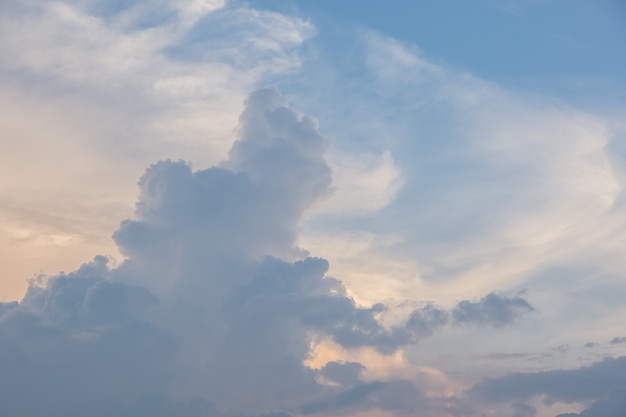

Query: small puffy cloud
452,292,534,327
406,303,450,337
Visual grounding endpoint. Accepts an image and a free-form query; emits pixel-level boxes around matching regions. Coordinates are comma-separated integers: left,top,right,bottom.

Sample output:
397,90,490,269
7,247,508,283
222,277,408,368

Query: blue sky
1,1,625,417
254,0,626,101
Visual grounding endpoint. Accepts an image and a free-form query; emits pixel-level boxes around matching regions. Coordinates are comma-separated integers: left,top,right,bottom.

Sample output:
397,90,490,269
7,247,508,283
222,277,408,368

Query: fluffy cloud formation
0,257,177,417
0,88,325,416
0,0,316,299
2,2,625,417
0,87,536,417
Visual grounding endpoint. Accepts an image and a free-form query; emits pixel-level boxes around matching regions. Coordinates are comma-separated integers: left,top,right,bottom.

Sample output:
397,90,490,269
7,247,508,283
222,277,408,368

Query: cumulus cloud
0,0,316,300
0,87,491,417
0,87,327,416
0,86,540,417
0,257,177,417
2,2,625,417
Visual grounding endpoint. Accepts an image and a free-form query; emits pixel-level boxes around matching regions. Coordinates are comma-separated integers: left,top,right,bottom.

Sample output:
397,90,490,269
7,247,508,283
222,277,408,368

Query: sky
1,1,626,416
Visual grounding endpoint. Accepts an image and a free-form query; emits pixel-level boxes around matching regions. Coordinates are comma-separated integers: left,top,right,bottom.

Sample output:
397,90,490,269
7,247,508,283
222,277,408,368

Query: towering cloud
0,87,339,416
0,87,535,417
0,88,381,416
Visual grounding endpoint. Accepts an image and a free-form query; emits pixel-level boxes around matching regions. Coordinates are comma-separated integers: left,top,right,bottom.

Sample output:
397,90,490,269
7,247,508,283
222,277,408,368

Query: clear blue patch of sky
245,0,626,106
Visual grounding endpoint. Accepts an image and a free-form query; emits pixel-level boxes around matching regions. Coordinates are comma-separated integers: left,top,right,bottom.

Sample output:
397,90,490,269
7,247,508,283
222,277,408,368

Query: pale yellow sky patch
305,337,463,398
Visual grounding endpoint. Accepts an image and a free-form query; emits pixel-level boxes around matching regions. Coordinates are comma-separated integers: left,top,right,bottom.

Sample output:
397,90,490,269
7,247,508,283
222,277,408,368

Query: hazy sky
1,1,626,417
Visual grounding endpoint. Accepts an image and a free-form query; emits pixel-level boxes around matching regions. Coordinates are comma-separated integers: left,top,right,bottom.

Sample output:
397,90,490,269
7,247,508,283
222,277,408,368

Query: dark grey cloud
512,402,537,417
556,388,626,417
406,302,450,336
301,381,387,414
319,361,365,386
301,379,427,416
452,292,534,327
0,258,178,417
609,336,626,345
470,356,626,417
0,300,17,315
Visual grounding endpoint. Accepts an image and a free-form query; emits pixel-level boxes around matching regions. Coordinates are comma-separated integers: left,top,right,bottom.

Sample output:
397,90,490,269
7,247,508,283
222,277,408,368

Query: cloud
336,31,622,299
301,381,387,414
470,356,626,416
0,87,467,417
0,0,316,300
319,361,365,386
0,87,327,416
283,31,626,396
0,84,542,417
0,257,177,417
512,402,538,417
301,379,431,416
452,292,535,327
556,388,626,417
2,2,625,417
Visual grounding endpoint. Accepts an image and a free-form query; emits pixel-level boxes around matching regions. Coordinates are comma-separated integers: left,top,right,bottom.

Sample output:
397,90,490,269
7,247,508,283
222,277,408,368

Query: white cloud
0,0,315,299
309,150,404,216
303,30,623,307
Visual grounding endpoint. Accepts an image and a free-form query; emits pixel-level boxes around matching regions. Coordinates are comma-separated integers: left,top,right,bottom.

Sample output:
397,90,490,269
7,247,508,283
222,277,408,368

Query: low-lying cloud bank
470,356,626,417
0,87,615,417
